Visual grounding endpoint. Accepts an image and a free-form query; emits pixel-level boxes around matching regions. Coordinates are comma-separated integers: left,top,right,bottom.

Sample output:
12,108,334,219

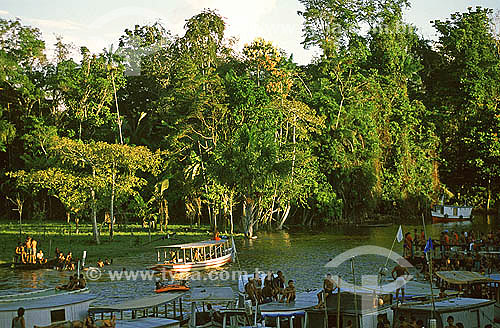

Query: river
0,213,497,309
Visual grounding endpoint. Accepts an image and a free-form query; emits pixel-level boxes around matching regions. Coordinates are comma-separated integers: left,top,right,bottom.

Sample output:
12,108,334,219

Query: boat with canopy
150,239,234,272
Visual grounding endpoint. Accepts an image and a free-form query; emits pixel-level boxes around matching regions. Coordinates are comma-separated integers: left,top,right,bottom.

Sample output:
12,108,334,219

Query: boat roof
115,318,180,328
155,239,228,250
90,292,186,312
0,287,89,303
189,287,234,302
436,271,492,285
0,294,96,311
395,297,495,313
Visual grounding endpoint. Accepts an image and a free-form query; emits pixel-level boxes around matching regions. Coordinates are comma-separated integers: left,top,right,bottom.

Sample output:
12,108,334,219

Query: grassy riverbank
0,221,242,265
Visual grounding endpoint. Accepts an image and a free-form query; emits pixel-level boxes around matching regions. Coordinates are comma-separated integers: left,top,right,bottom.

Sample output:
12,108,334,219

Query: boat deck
90,292,187,312
259,290,318,316
115,317,180,327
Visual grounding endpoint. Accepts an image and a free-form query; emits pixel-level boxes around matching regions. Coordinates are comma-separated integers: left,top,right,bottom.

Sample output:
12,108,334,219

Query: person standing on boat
25,237,32,264
445,316,457,328
12,307,25,328
31,238,37,264
392,259,409,303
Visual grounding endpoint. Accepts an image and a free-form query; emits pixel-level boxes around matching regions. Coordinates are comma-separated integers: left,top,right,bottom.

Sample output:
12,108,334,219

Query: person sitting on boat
273,270,285,296
15,243,23,263
56,275,76,290
253,272,263,301
264,271,278,301
97,258,104,268
78,274,87,289
193,249,201,262
445,315,457,328
279,280,296,303
12,307,25,328
377,315,385,328
261,282,274,304
213,229,221,241
169,250,177,263
396,316,409,328
64,252,72,270
316,273,337,308
245,278,260,305
36,249,47,264
392,259,409,303
345,320,353,328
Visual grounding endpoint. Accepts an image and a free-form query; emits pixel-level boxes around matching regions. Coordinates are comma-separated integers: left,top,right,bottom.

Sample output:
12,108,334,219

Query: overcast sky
1,0,499,65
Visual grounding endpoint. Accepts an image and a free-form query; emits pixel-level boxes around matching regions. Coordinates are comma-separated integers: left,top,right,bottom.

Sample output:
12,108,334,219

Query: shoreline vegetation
0,222,243,264
1,4,500,242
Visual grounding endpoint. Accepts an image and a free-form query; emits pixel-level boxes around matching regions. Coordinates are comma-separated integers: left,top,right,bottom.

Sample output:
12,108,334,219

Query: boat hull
150,253,232,272
431,215,471,223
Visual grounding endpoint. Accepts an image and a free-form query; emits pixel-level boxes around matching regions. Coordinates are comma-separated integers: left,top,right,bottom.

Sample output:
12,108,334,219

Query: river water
0,214,497,308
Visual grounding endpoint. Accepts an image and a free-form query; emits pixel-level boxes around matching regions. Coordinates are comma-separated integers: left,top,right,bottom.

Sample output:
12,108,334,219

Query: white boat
0,287,89,303
431,204,473,223
150,239,234,272
0,289,95,327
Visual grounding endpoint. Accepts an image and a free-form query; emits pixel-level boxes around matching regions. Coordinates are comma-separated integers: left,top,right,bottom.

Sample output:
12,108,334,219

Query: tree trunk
163,199,169,231
91,168,100,244
75,217,79,234
487,178,491,212
110,165,115,240
229,196,234,235
242,198,256,239
277,202,291,230
66,212,70,224
112,72,123,144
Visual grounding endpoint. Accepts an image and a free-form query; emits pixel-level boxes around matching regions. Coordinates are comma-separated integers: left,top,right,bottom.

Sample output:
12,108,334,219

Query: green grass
0,221,243,264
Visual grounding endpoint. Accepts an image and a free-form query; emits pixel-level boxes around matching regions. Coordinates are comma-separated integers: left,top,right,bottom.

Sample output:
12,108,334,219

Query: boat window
51,309,65,323
440,206,444,214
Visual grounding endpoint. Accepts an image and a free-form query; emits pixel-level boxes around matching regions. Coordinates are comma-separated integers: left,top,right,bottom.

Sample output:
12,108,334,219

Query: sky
1,0,499,65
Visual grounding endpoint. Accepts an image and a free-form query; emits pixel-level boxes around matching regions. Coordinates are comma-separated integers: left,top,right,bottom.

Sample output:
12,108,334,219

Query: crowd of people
403,228,500,274
14,236,46,265
244,271,296,305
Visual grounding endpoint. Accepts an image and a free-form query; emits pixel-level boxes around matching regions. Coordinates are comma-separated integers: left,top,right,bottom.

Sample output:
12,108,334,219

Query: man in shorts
392,259,410,303
316,273,337,308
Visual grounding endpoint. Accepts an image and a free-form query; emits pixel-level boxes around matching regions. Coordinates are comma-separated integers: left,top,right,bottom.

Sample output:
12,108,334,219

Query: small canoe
155,284,190,293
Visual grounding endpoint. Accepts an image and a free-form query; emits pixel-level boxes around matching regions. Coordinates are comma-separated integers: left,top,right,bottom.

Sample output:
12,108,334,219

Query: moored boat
0,289,95,327
150,239,234,272
393,297,495,328
0,287,89,303
431,204,473,223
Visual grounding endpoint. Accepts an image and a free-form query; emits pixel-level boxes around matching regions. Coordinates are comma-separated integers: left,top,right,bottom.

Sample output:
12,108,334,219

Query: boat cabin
152,239,233,272
0,292,95,327
393,297,495,328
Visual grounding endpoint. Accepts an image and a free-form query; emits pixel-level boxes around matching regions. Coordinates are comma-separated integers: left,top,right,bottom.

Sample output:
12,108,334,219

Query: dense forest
1,1,499,241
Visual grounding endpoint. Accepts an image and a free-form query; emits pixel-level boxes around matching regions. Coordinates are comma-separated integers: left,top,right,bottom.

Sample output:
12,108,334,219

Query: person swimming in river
97,258,104,268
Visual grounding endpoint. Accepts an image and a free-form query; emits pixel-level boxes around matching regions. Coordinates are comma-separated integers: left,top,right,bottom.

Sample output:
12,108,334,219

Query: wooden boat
150,239,234,272
431,204,473,223
155,284,190,293
7,258,58,270
393,297,495,328
0,287,89,303
435,271,500,322
0,289,95,327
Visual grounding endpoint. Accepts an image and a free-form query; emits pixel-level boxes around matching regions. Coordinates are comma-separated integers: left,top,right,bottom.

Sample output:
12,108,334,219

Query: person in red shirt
213,230,221,241
404,233,413,258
